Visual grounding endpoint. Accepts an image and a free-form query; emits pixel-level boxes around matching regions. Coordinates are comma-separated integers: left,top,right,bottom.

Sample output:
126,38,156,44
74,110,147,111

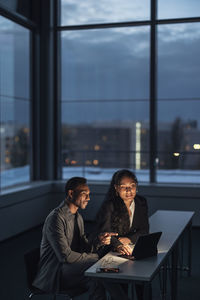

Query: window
61,27,150,181
0,0,36,21
157,23,200,183
0,16,31,190
59,0,200,184
158,0,200,19
61,0,150,25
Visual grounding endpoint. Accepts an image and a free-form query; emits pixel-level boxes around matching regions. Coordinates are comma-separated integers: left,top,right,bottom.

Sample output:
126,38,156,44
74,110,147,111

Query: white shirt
129,200,135,227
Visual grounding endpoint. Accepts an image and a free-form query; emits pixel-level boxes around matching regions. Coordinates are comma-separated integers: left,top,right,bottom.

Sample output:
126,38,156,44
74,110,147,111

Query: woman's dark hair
65,177,87,197
110,169,138,188
103,169,138,235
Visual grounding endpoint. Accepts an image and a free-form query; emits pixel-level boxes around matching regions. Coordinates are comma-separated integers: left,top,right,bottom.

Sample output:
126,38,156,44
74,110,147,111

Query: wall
0,182,62,241
0,181,200,242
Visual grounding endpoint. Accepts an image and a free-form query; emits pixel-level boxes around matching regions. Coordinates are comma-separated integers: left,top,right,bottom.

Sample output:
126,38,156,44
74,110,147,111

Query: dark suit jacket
33,201,98,293
95,194,149,249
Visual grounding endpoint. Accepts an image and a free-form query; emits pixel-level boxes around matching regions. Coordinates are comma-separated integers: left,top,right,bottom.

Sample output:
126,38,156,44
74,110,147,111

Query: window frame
57,0,200,184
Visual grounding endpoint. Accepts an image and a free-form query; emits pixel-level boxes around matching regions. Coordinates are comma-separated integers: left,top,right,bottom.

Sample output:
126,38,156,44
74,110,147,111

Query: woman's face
115,176,137,204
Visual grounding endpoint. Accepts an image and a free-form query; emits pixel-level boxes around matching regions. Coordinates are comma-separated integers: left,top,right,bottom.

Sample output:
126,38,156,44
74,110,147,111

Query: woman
96,169,149,253
95,169,149,300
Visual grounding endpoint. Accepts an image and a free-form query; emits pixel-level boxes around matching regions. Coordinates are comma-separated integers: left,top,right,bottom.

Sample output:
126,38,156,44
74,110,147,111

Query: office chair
24,248,87,300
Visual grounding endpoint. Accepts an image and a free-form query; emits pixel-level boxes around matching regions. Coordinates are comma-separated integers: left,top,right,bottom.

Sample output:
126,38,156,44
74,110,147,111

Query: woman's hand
98,232,118,245
116,244,132,255
118,237,131,245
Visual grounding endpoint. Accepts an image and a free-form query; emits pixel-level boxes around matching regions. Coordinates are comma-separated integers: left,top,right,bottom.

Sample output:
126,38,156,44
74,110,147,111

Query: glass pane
158,0,200,19
157,23,200,183
61,0,150,25
0,16,31,191
61,27,150,182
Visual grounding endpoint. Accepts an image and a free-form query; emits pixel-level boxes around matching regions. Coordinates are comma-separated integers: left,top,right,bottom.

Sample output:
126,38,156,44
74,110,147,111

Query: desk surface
85,210,194,282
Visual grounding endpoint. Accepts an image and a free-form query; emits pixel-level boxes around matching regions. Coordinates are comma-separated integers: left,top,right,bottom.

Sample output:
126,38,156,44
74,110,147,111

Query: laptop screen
132,231,162,260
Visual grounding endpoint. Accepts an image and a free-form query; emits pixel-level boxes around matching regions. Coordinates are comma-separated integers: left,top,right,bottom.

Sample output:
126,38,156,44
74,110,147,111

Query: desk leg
171,245,178,300
144,282,152,300
130,283,135,300
178,222,192,277
160,262,167,300
187,221,192,277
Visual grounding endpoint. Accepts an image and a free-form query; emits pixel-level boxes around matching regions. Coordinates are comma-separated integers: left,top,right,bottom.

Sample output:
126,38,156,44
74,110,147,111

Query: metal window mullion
31,27,41,181
53,0,61,180
0,4,36,30
149,0,158,183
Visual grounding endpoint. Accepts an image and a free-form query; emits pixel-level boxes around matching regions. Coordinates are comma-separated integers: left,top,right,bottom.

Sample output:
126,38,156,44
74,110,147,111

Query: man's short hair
65,177,87,197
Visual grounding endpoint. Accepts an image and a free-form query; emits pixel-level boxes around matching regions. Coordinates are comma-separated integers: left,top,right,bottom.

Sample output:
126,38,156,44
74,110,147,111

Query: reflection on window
61,27,150,182
158,0,200,19
157,23,200,183
61,0,150,25
0,16,31,191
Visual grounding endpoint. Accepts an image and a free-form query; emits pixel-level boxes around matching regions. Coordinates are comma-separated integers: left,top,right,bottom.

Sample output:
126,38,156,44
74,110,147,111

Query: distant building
62,119,200,171
157,120,200,169
62,121,149,170
0,122,29,171
0,122,15,170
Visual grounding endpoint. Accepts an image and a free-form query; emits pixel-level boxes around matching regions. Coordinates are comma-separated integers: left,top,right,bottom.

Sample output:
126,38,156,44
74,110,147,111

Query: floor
0,224,199,300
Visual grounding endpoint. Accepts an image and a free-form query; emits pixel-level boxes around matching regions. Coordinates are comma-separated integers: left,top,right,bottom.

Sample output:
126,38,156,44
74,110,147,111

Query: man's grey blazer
33,201,98,292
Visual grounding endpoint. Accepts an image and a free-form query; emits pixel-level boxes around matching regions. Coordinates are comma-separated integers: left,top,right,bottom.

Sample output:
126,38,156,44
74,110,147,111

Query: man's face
69,184,90,210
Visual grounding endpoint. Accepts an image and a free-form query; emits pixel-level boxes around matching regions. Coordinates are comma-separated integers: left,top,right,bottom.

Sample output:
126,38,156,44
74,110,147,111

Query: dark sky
1,2,200,127
61,22,200,126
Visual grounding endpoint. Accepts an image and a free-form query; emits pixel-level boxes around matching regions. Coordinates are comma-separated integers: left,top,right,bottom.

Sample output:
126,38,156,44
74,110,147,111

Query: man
33,177,130,300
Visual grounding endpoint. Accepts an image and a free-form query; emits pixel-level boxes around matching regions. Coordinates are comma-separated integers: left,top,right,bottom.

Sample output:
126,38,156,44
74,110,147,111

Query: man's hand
118,237,131,245
116,244,132,255
98,232,118,245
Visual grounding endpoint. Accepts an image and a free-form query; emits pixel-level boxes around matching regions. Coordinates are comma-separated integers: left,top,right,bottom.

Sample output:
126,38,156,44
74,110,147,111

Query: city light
23,127,29,133
94,144,100,151
5,157,10,164
193,144,200,150
173,152,180,157
65,158,70,165
93,159,99,165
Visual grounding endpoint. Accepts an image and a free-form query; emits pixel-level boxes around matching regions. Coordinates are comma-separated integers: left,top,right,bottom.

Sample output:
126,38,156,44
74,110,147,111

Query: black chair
24,248,87,300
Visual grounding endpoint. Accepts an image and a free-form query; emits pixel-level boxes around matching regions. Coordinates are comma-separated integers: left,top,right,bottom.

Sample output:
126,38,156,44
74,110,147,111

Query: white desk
85,210,194,300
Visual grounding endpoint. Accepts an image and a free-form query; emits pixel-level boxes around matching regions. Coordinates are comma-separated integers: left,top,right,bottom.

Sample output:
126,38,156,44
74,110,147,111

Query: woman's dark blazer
96,194,149,249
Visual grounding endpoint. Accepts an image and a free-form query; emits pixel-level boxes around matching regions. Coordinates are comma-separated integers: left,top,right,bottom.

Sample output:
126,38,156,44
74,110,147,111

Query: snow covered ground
1,165,200,190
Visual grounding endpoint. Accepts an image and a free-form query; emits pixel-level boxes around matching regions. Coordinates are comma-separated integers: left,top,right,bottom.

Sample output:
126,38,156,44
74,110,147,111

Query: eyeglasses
118,183,137,191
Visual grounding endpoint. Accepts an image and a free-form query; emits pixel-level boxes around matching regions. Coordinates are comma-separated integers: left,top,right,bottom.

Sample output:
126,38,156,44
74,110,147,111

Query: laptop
119,231,162,260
